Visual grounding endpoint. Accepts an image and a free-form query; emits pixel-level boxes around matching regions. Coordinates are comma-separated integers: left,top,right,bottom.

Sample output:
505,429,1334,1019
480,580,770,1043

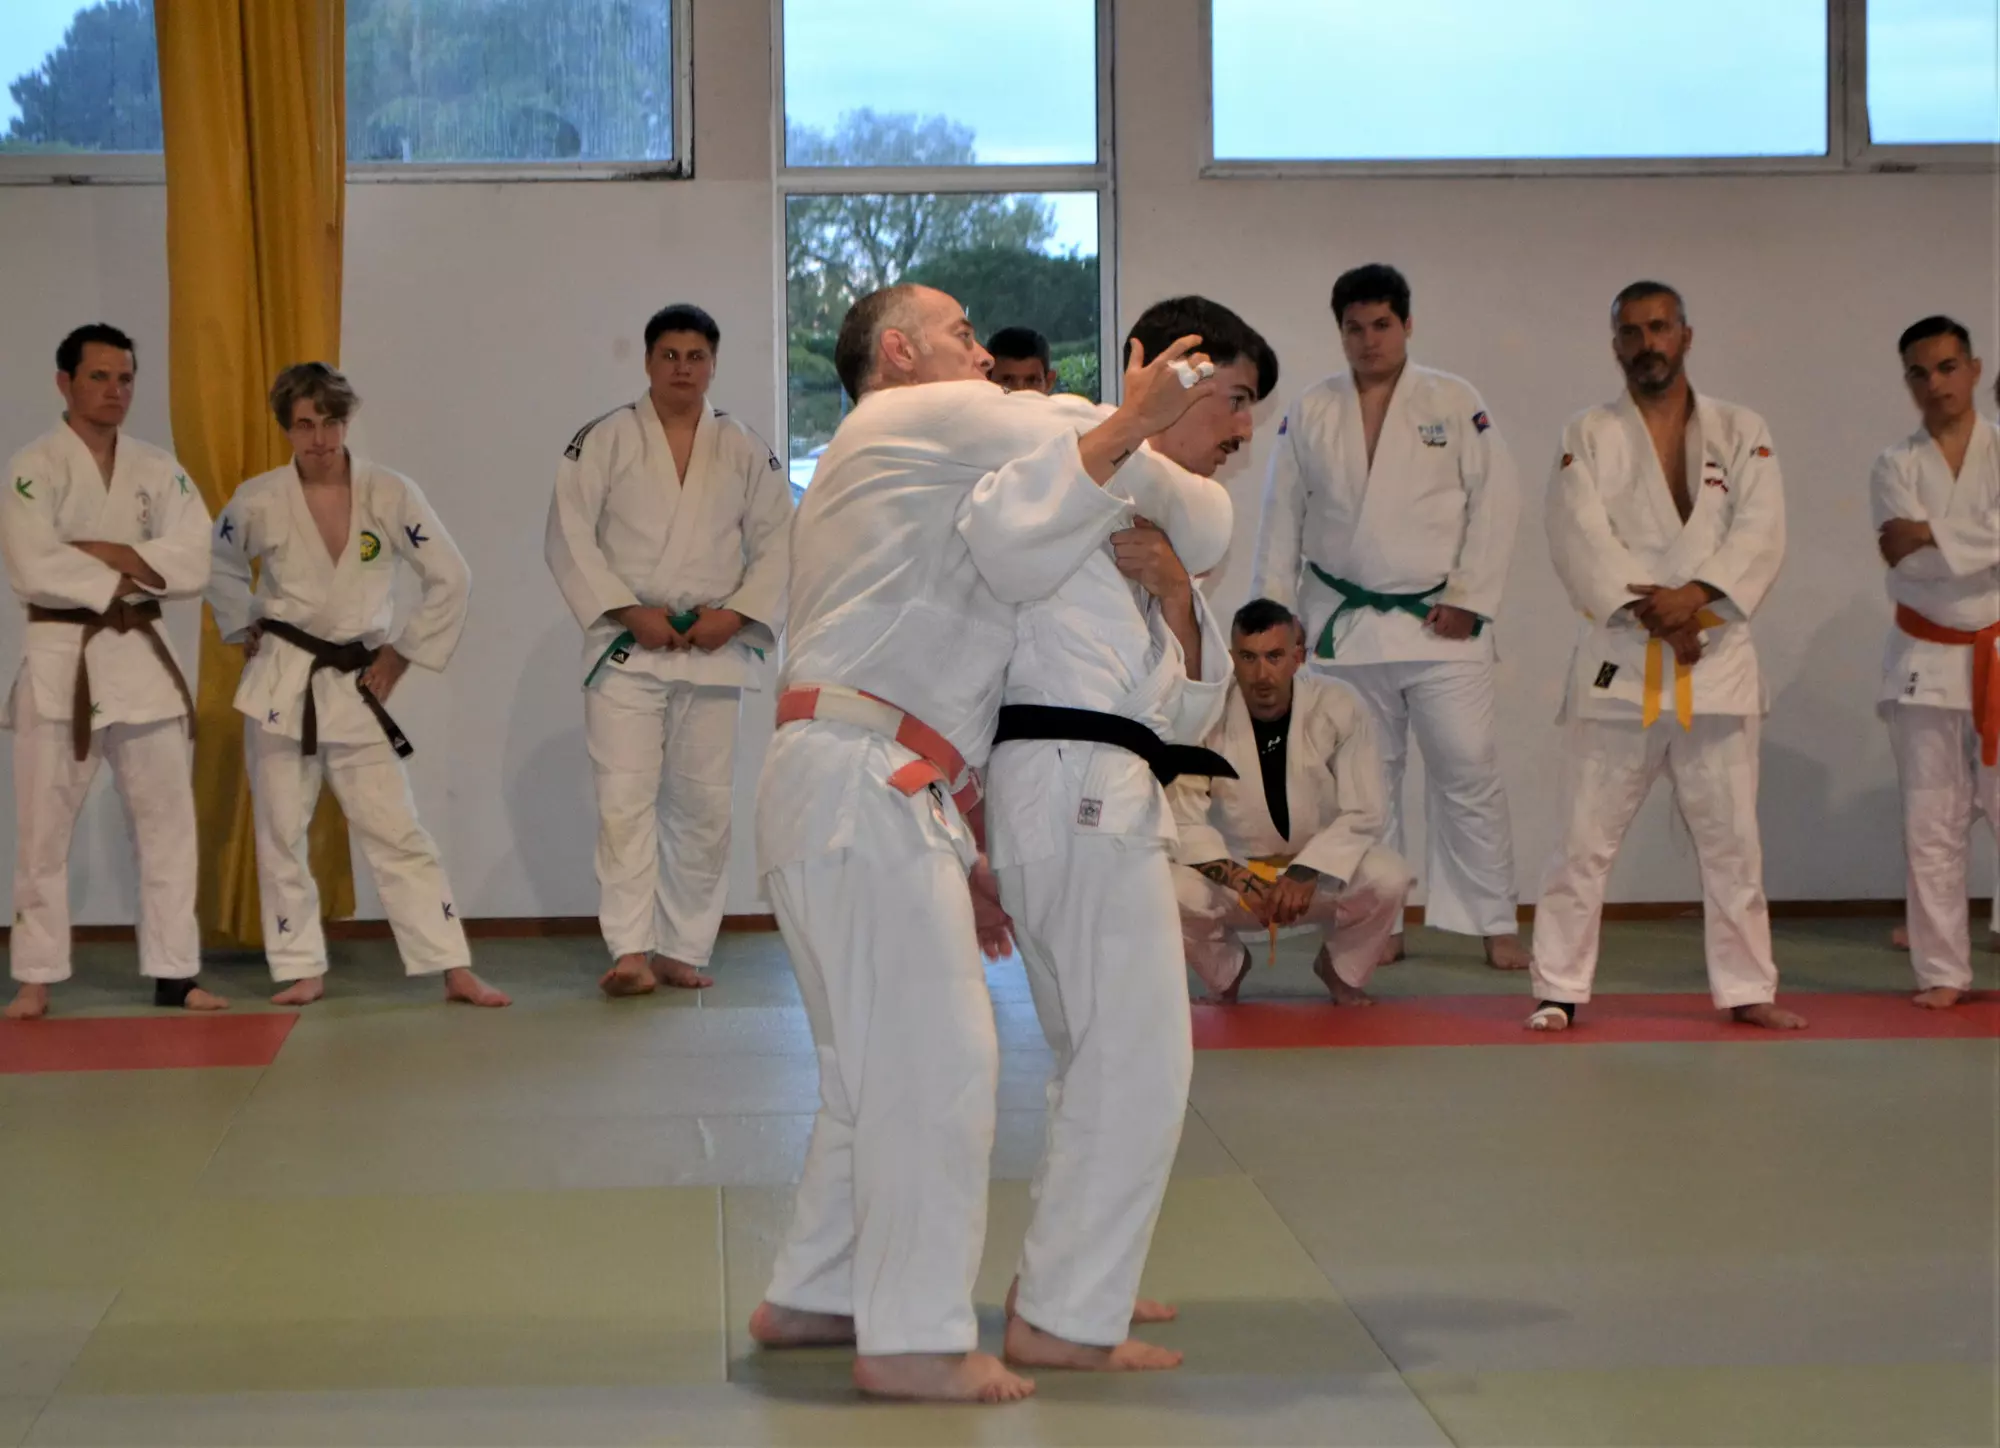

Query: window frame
772,0,1120,435
1199,0,1989,179
0,0,692,186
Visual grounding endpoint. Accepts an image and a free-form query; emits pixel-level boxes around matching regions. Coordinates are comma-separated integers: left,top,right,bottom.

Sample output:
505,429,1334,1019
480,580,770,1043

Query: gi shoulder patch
1593,662,1618,689
1752,445,1773,458
563,403,636,461
358,530,382,562
1077,798,1103,828
1472,410,1491,433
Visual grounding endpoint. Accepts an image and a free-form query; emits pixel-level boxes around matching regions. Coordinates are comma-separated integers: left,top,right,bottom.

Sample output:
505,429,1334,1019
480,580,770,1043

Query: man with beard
1529,281,1804,1032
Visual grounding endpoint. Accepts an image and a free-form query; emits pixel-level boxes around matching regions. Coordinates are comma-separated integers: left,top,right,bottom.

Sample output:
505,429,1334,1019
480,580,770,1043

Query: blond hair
270,362,359,428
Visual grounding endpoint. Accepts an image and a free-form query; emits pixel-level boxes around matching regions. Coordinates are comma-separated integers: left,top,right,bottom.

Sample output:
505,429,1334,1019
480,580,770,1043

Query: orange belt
1895,604,2000,767
775,685,982,816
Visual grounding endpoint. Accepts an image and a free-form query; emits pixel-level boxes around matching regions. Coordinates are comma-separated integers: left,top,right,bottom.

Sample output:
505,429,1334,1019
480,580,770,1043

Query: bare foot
4,983,50,1020
1732,1002,1808,1030
1200,948,1251,1005
748,1301,856,1347
1005,1277,1175,1327
650,954,714,990
182,986,230,1012
853,1351,1035,1403
444,967,510,1008
1892,924,1910,950
1312,947,1372,1006
272,977,326,1006
1379,933,1405,966
1913,986,1967,1009
599,953,656,998
1484,933,1530,971
1003,1314,1181,1372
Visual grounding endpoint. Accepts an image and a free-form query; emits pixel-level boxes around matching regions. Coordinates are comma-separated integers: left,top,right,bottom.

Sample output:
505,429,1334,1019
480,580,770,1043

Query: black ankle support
153,977,199,1008
1536,1000,1576,1021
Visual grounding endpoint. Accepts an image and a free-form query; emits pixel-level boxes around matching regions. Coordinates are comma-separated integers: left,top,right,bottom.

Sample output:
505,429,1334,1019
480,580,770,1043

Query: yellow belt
1640,608,1727,730
1239,855,1294,964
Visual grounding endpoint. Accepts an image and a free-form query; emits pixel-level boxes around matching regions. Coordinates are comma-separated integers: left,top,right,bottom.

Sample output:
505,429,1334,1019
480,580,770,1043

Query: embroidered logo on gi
276,916,290,934
1560,453,1574,469
1593,662,1619,689
13,477,31,499
136,493,151,534
267,709,281,724
442,902,455,921
218,518,235,543
1753,445,1773,458
1417,422,1449,448
1905,671,1921,698
404,524,428,549
609,646,630,666
1472,411,1491,433
358,530,382,562
175,473,191,495
1077,798,1102,827
1704,474,1728,493
1277,416,1288,436
767,453,781,471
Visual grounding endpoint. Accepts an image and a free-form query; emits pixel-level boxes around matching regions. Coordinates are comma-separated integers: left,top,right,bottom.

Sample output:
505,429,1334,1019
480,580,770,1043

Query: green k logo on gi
13,477,32,500
175,473,191,496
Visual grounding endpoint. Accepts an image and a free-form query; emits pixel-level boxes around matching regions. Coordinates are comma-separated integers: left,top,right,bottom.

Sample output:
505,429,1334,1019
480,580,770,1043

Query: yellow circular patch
358,530,381,562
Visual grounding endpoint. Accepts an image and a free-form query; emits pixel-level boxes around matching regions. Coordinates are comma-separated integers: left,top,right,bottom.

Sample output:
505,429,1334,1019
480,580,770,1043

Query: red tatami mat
1192,991,2000,1050
0,1012,297,1074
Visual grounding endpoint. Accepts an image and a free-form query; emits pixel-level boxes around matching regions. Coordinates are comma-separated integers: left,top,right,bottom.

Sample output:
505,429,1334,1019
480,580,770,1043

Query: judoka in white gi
1254,264,1526,971
1872,315,1999,1009
545,304,793,997
1172,598,1411,1005
1530,282,1804,1032
745,283,1228,1403
208,364,508,1009
2,325,224,1019
985,295,1275,1375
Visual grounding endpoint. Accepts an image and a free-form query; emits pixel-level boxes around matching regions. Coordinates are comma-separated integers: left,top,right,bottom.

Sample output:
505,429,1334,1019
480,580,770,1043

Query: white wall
0,0,1992,925
1116,0,1999,905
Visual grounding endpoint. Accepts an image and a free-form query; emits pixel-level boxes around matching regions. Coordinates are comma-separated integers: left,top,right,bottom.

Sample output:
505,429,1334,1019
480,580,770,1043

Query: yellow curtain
157,0,355,948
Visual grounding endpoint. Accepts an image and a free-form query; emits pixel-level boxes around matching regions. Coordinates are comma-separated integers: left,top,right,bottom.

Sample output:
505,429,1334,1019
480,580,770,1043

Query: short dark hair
645,304,720,354
1331,264,1411,325
986,326,1051,367
57,324,136,377
269,362,360,429
834,284,927,403
1612,280,1687,325
1232,598,1298,639
1899,314,1973,358
1126,296,1279,402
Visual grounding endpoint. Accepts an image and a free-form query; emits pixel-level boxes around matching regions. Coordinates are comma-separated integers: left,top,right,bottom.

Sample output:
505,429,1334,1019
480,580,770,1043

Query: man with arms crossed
2,324,223,1018
546,303,793,997
746,284,1223,1402
1872,315,1999,1008
1531,282,1802,1032
1173,598,1411,1005
1255,264,1525,971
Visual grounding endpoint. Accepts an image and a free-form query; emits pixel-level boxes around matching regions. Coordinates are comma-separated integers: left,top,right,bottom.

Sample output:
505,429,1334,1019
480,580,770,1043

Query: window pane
347,0,674,164
0,0,161,154
1212,0,1827,161
786,191,1100,489
784,0,1096,166
1868,0,2000,145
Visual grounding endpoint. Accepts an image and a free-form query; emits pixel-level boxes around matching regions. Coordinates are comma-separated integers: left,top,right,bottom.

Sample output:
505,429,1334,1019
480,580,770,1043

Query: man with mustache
1529,281,1803,1032
1253,263,1526,979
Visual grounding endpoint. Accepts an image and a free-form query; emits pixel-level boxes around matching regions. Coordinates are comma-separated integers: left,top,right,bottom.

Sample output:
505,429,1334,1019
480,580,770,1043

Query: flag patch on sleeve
1753,445,1772,457
1561,452,1574,468
1472,411,1491,433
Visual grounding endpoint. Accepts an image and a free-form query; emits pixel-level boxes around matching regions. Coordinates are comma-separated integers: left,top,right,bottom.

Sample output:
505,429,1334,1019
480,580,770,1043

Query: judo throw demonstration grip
1170,358,1217,389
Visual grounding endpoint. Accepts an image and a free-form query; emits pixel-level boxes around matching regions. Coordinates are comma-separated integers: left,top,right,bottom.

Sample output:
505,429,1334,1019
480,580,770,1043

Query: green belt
584,610,700,688
1307,563,1482,660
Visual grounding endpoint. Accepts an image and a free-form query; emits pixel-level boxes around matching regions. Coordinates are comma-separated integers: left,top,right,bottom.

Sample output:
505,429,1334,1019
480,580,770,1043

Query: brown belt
27,599,195,761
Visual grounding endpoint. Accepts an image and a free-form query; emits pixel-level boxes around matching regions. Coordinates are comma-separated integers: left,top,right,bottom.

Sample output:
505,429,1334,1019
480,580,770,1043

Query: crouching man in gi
208,363,507,1008
1172,597,1411,1005
2,324,224,1018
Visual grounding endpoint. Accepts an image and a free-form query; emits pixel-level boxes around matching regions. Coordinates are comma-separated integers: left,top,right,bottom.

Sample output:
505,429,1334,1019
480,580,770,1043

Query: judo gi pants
1329,659,1519,937
761,842,998,1356
997,835,1192,1348
1530,715,1778,1010
586,673,739,966
9,684,198,985
1889,704,1999,994
1173,846,1410,994
245,720,470,981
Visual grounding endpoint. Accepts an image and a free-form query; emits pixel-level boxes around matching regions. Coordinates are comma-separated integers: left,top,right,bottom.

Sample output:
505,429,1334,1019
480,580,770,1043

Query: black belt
993,704,1238,785
256,619,413,758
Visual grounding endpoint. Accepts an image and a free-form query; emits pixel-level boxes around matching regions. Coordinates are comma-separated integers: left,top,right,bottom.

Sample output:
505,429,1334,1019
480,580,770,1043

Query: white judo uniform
545,397,792,967
1534,392,1787,1009
757,380,1181,1357
1170,674,1412,994
1,423,208,985
209,458,471,981
1255,365,1521,937
984,424,1231,1350
1872,419,2000,994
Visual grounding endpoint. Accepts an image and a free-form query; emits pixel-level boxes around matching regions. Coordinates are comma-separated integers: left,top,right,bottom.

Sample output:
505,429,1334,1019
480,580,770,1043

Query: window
348,0,681,167
1866,0,2000,146
783,0,1097,166
0,0,161,155
779,0,1110,490
1210,0,1830,165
